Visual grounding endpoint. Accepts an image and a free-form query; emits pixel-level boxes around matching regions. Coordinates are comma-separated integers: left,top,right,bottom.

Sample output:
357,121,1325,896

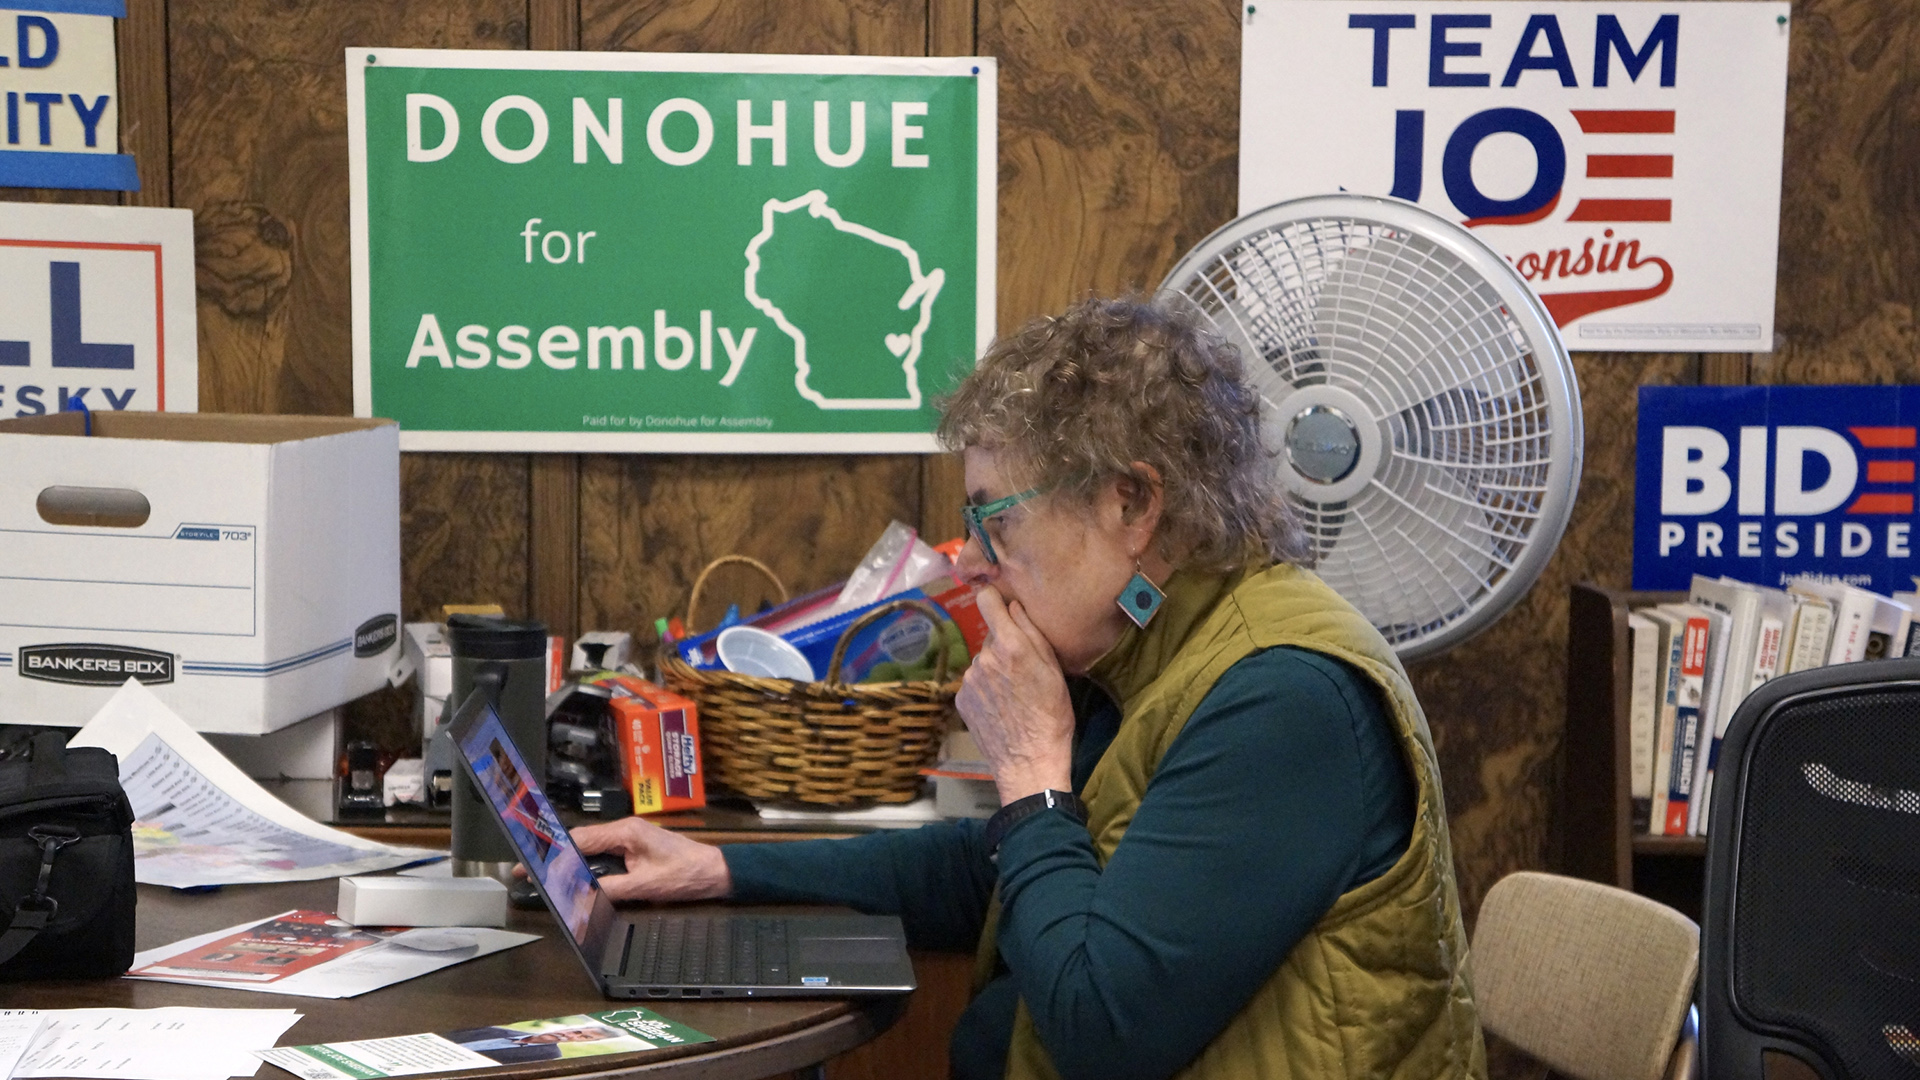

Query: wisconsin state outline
744,190,945,410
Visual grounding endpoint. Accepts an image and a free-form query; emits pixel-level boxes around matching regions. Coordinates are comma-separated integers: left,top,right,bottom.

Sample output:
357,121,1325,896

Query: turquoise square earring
1116,563,1166,628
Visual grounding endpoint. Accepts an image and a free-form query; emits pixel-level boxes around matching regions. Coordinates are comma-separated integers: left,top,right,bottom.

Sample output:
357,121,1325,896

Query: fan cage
1162,196,1579,661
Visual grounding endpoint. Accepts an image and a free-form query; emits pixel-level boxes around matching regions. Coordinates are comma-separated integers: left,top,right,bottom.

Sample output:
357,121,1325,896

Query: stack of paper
126,910,538,1000
16,1008,302,1080
0,1011,45,1080
67,682,443,889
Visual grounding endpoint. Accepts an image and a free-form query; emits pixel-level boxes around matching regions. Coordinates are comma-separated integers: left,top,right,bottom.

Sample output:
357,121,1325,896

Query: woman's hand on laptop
568,817,732,903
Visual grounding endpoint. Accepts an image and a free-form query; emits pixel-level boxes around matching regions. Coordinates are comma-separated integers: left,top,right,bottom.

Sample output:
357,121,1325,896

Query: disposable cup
716,625,816,681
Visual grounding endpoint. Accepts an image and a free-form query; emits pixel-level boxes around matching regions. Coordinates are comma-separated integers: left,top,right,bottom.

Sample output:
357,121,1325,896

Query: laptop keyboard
624,916,791,986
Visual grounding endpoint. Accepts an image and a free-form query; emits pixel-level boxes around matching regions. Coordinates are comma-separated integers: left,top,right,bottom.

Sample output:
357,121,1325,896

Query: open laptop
449,691,916,999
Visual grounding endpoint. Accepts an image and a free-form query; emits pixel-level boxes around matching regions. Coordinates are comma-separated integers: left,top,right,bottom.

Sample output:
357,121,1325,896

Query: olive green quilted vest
974,562,1486,1080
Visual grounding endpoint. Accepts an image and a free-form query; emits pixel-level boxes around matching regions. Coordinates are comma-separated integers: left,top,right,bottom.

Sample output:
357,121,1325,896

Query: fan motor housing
1271,387,1383,504
1286,405,1361,483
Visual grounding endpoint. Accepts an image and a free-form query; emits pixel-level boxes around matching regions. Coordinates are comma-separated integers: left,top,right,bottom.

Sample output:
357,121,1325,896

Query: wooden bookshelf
1563,582,1706,920
1633,834,1708,856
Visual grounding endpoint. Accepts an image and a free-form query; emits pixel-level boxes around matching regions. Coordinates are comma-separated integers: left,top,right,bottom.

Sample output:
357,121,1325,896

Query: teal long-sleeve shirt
722,646,1414,1080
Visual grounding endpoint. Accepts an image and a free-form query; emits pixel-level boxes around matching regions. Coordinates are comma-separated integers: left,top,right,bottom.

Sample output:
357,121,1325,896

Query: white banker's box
0,412,401,733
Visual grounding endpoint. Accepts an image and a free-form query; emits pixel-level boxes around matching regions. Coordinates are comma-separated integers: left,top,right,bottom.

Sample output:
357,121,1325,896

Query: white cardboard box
0,411,401,733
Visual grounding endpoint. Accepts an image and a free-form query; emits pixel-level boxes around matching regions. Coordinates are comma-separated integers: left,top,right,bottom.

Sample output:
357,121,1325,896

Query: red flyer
131,910,383,983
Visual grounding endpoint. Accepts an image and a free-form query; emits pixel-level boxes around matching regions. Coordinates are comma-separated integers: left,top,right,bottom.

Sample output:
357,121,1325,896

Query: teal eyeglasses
961,486,1046,565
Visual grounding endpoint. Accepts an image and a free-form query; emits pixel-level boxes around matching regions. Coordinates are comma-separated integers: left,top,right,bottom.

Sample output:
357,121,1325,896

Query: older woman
572,296,1485,1080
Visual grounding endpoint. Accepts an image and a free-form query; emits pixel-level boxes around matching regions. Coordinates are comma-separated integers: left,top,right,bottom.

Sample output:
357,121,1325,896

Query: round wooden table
0,878,905,1080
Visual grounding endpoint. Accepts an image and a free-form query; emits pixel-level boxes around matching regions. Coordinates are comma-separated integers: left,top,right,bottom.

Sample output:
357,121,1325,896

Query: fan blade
1217,225,1337,382
1390,379,1557,573
1308,233,1531,421
1289,496,1348,567
1313,459,1496,639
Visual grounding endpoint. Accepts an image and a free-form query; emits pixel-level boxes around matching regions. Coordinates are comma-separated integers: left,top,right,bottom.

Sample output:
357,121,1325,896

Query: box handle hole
37,485,151,528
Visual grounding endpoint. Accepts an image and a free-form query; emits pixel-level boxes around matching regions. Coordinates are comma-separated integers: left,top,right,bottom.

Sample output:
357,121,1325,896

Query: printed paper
257,1010,713,1080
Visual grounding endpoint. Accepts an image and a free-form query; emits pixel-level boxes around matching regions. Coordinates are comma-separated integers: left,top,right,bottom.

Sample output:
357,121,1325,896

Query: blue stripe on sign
1,0,127,16
182,639,352,677
0,151,139,191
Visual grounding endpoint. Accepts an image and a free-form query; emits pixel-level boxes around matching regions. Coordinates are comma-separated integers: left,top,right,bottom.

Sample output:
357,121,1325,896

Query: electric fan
1160,194,1582,663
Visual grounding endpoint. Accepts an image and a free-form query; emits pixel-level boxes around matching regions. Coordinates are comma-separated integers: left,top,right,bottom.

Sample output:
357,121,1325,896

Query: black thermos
446,614,549,879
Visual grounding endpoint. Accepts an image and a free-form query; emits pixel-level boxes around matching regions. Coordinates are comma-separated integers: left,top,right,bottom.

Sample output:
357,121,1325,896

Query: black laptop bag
0,731,136,979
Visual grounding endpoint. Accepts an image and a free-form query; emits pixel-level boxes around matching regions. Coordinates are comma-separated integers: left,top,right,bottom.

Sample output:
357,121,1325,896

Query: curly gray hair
938,295,1310,572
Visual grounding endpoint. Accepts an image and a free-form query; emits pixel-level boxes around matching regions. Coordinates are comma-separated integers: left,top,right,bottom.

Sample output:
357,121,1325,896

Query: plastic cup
716,625,816,681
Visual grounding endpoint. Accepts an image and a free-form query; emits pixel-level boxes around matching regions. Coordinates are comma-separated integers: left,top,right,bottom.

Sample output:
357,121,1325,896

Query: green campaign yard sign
348,50,995,452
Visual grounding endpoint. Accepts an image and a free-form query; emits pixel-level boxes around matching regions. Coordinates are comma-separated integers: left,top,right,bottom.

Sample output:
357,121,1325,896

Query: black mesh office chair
1700,656,1920,1079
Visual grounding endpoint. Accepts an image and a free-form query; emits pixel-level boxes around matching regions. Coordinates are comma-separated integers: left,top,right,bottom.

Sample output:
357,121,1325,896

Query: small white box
0,412,401,733
402,622,453,748
935,774,1000,819
337,875,508,928
934,729,998,818
402,622,452,700
570,630,633,672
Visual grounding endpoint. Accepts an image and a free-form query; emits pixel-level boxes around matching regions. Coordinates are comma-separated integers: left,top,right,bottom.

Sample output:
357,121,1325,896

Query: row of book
1625,574,1919,836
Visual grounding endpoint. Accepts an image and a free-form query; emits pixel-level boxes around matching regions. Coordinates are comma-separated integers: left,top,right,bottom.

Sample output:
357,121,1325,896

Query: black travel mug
446,614,549,880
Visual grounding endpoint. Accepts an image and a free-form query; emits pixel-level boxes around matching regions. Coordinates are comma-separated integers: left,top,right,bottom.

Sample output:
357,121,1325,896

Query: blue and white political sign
1635,387,1920,593
0,1,137,190
1242,2,1788,353
0,201,198,415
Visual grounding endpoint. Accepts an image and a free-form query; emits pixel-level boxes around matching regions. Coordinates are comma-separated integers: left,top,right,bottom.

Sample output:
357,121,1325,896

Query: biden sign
1635,387,1920,594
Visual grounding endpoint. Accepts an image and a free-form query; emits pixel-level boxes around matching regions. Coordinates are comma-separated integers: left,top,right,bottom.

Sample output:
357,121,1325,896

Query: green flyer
257,1009,715,1080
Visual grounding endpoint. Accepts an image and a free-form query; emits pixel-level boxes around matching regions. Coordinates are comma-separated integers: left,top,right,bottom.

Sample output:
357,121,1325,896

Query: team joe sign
1242,2,1789,353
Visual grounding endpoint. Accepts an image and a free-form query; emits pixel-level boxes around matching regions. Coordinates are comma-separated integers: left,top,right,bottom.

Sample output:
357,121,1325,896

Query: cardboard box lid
0,411,394,445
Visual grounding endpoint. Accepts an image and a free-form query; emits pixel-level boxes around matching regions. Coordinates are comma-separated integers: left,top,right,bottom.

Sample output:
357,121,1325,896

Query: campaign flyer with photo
257,1010,714,1080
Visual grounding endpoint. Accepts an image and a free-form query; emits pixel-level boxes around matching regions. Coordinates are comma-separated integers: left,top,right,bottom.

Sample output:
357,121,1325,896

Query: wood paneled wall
12,0,1917,954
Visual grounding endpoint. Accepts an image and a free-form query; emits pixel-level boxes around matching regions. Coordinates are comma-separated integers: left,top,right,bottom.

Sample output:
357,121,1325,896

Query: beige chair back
1472,871,1699,1080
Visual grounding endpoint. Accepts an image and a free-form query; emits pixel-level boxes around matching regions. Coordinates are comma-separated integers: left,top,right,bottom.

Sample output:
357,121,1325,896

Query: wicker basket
658,556,958,807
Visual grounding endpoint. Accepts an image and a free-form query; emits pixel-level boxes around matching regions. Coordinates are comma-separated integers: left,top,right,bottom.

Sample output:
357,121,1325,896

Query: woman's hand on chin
956,585,1077,805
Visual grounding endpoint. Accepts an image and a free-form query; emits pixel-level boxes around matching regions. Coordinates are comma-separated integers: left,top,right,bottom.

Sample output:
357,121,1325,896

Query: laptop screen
455,702,597,944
